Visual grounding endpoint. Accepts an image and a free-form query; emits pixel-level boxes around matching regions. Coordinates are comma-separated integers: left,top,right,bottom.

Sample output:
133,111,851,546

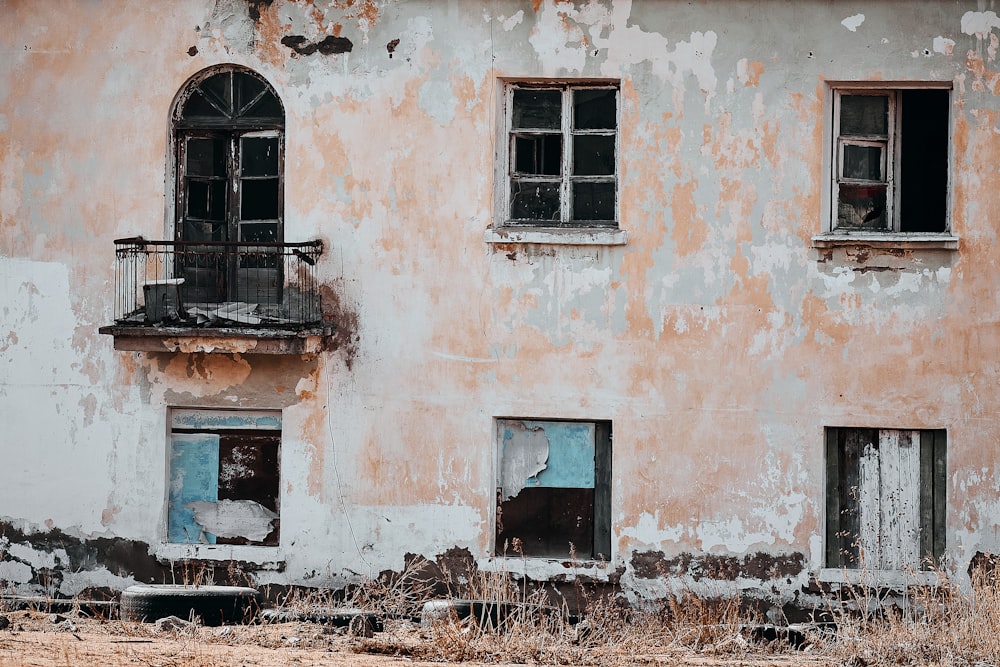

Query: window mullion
562,88,572,224
888,92,899,232
228,135,239,242
176,136,188,241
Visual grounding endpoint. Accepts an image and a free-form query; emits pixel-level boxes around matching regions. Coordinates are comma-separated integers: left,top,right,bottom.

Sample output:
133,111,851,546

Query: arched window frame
168,65,285,303
171,65,285,249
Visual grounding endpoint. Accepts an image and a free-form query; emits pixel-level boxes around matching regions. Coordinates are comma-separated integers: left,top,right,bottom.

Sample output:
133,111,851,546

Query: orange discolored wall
2,0,1000,607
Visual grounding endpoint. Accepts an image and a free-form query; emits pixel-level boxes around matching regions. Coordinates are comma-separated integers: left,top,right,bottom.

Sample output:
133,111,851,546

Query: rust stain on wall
319,283,359,368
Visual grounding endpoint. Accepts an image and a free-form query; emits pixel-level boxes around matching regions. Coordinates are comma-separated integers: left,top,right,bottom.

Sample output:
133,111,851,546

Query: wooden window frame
828,84,951,235
502,82,619,229
170,66,285,303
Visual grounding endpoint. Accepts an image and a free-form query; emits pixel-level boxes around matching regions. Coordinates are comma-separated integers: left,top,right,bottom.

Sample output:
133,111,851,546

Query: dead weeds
3,558,1000,666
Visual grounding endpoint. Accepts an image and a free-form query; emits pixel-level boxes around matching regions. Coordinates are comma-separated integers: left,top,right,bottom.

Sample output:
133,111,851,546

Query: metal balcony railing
111,238,324,327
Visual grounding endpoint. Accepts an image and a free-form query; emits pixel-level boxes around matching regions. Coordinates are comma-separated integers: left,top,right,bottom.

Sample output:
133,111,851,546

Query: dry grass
819,564,1000,666
354,557,1000,666
5,557,1000,665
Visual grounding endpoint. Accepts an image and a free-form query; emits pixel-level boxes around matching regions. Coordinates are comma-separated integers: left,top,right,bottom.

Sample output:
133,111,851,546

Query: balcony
99,238,332,355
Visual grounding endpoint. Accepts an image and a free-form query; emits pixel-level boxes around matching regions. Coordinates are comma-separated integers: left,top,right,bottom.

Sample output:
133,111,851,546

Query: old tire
119,585,260,626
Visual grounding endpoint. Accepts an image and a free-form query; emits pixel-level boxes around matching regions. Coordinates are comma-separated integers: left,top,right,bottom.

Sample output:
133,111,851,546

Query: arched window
172,66,284,302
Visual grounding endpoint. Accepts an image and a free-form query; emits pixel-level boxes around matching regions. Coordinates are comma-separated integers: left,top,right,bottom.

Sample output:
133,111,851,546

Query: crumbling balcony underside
99,323,333,355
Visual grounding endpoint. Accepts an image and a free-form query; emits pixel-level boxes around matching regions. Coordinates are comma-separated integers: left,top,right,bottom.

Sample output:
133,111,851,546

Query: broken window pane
186,180,227,221
842,144,884,181
573,135,615,176
837,183,887,229
899,89,949,233
182,221,225,245
572,181,615,221
241,137,279,177
186,138,227,177
840,95,888,136
496,419,611,559
513,134,561,175
216,434,280,546
168,410,281,547
512,89,561,130
240,178,279,220
573,89,616,130
510,181,560,220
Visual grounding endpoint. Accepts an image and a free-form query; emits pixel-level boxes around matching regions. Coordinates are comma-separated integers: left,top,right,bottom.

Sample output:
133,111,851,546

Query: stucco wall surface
2,0,1000,607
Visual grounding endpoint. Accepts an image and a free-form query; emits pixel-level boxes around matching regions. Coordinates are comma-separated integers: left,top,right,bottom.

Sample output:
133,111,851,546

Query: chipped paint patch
841,14,865,32
499,422,549,500
162,338,259,354
934,36,955,55
962,10,1000,37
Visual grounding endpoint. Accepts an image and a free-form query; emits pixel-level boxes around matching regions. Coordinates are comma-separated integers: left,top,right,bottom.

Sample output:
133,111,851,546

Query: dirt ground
0,610,833,667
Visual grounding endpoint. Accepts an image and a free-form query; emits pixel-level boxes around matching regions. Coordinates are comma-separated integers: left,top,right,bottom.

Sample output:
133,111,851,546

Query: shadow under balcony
99,237,333,355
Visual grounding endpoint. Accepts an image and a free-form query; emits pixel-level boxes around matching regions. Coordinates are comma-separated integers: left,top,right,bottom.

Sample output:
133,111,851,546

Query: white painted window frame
833,90,895,230
814,81,958,249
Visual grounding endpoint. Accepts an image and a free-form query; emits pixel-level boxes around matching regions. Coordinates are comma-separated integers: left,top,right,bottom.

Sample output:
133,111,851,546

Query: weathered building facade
2,0,1000,611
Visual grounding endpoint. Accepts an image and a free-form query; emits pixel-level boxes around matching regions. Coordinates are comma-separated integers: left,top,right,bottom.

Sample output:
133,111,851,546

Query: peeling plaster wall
3,0,1000,608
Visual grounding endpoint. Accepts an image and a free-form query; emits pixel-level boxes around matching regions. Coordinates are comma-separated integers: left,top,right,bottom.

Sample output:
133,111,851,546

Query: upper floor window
502,82,619,228
830,87,949,234
172,66,284,302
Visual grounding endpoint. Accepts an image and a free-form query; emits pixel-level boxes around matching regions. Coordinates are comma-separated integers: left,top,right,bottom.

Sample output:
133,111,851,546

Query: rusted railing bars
111,237,324,326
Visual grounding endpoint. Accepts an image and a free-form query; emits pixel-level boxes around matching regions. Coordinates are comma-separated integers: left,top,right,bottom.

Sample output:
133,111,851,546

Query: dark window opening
168,409,281,547
496,419,611,560
899,90,949,232
825,427,946,570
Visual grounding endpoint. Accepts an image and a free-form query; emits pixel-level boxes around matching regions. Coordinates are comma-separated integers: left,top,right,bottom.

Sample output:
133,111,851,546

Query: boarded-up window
496,419,611,560
825,428,946,570
168,409,280,546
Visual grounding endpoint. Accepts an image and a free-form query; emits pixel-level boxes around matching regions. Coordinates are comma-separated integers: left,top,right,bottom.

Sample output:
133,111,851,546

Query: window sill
811,232,959,250
485,227,628,246
156,543,284,568
478,556,614,581
816,568,942,587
